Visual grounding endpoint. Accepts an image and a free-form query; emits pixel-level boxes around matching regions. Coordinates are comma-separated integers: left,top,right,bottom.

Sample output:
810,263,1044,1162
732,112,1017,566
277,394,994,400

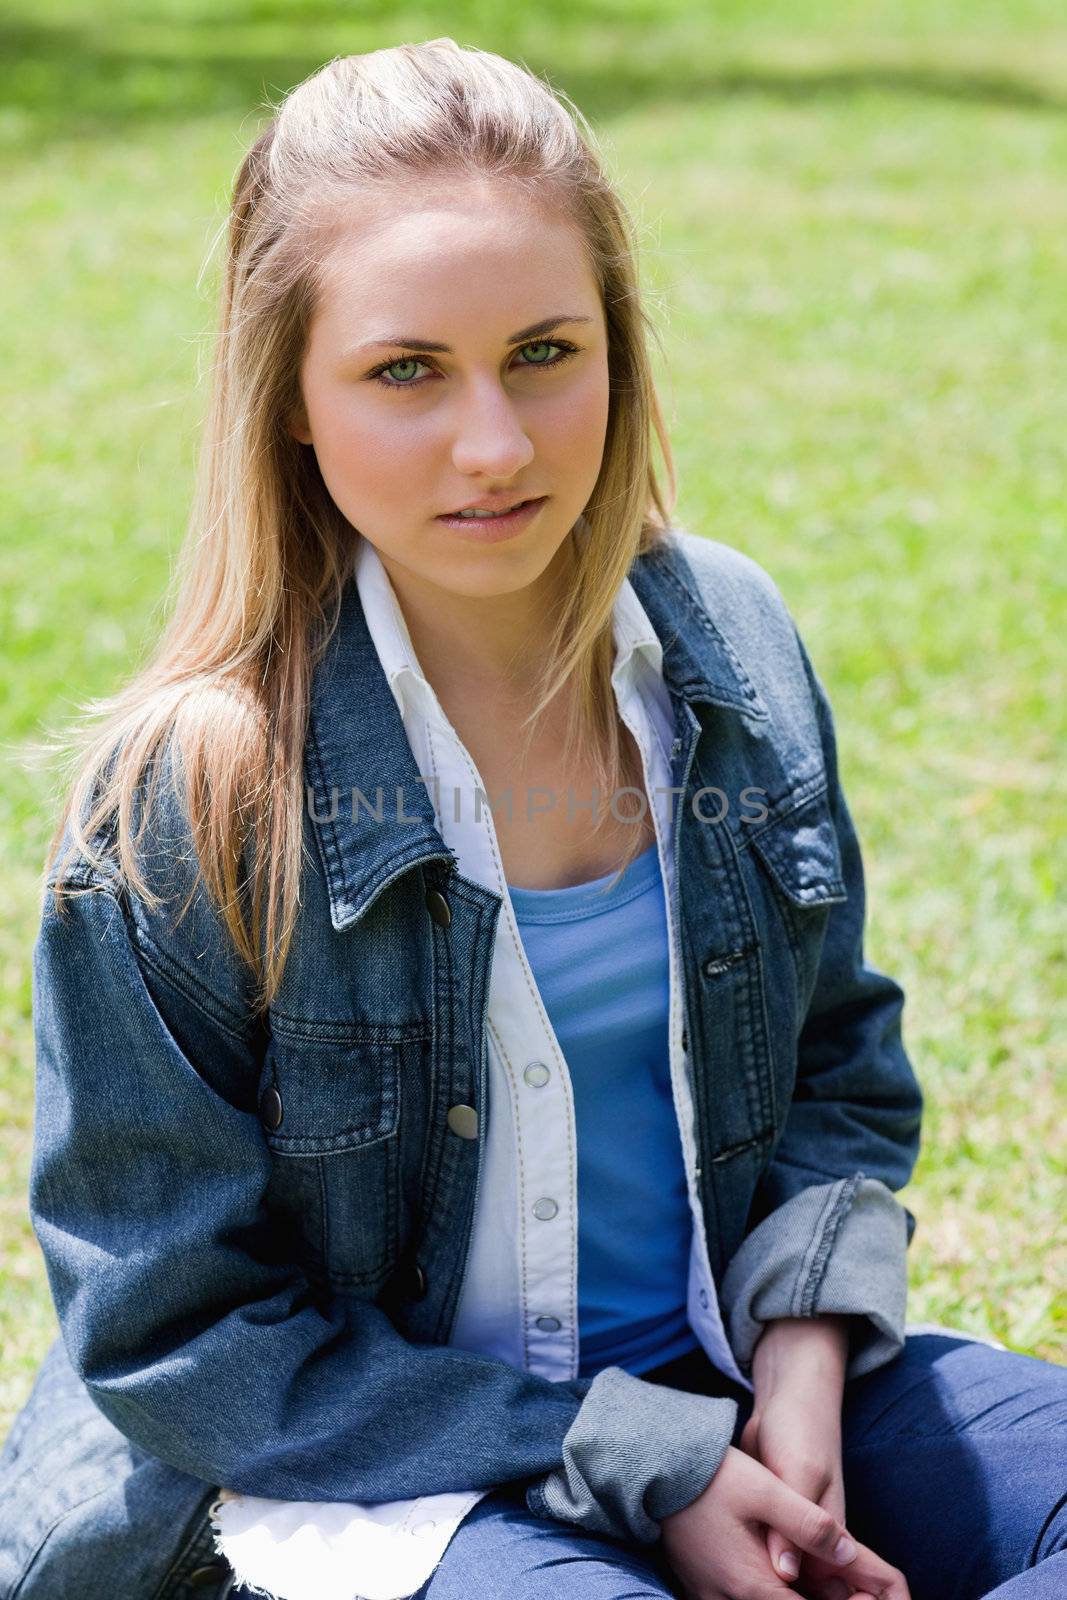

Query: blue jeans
414,1331,1067,1600
1,1330,1064,1600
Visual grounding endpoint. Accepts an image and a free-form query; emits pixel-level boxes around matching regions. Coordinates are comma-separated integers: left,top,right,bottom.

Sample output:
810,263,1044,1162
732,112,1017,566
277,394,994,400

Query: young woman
2,38,1063,1600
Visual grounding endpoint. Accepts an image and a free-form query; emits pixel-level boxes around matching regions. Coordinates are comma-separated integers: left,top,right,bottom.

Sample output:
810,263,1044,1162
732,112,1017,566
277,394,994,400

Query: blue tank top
506,840,701,1378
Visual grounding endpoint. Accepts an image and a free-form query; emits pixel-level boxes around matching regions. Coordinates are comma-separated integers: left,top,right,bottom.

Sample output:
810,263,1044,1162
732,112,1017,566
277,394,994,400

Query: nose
450,377,535,480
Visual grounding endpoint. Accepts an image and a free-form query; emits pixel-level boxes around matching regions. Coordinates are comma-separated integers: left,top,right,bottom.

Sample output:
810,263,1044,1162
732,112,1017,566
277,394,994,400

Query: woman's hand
739,1315,894,1600
658,1442,910,1600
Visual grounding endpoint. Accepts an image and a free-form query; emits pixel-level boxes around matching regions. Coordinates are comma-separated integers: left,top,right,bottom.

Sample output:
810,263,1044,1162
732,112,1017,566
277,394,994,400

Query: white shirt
211,533,752,1600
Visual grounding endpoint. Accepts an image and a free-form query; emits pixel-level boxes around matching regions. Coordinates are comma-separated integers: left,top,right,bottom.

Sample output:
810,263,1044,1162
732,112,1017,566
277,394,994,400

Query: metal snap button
681,1028,689,1052
425,888,452,927
535,1315,562,1332
259,1086,283,1130
406,1261,428,1300
446,1104,478,1139
532,1198,558,1221
524,1061,550,1087
698,1288,709,1310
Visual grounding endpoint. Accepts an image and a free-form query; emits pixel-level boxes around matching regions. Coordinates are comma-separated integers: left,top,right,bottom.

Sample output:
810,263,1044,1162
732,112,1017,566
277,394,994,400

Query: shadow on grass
3,8,1066,153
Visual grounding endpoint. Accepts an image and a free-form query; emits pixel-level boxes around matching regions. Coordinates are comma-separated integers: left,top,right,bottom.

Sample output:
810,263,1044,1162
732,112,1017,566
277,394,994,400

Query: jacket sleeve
719,624,924,1382
30,864,735,1547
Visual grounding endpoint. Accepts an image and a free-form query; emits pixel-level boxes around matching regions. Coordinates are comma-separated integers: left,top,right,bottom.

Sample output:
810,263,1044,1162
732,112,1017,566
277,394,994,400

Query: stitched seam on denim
150,1486,221,1600
127,918,252,1039
9,1472,213,1600
308,713,453,925
746,809,847,907
420,867,464,1315
640,694,703,1286
739,780,831,853
44,867,117,897
316,1152,331,1281
0,1407,112,1530
44,809,123,896
45,878,249,1041
801,1172,864,1315
791,1181,843,1317
713,802,773,1137
317,1147,399,1291
428,877,498,1344
653,548,768,716
9,1495,103,1600
306,717,347,904
721,824,777,1135
262,1040,399,1150
269,1015,431,1044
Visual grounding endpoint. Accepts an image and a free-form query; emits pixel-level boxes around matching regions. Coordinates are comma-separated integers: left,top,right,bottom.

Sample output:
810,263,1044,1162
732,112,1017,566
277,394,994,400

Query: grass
2,0,1064,1437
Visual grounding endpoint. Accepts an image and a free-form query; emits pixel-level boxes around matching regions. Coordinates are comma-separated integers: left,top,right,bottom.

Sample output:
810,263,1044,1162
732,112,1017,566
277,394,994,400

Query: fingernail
833,1535,857,1564
778,1551,800,1578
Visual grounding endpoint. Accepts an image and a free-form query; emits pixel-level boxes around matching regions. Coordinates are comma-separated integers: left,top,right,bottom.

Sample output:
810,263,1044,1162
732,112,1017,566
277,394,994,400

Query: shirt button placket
525,1060,562,1339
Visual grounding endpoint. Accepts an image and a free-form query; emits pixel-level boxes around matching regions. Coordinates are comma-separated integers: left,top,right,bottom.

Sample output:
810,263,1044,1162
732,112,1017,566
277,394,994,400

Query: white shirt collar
352,533,664,729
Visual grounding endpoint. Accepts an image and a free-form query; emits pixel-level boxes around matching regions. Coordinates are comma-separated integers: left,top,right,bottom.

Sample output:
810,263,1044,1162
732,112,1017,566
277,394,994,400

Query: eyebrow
347,313,595,358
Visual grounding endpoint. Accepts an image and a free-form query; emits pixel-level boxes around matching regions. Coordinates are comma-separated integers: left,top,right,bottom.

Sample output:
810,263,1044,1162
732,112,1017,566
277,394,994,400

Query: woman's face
290,180,611,606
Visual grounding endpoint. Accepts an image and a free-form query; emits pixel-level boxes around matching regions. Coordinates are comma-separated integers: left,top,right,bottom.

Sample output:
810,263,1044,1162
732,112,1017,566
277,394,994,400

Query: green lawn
2,0,1064,1436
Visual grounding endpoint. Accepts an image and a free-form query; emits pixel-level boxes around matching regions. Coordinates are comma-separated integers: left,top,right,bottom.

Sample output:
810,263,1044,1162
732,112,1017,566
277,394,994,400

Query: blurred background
2,0,1064,1434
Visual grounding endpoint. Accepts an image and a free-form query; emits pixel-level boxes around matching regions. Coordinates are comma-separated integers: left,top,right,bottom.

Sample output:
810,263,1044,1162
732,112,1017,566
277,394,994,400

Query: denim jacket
29,527,923,1576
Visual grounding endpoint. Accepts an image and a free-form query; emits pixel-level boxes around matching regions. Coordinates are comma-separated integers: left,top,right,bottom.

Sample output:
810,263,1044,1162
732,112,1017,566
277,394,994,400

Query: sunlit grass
2,0,1064,1433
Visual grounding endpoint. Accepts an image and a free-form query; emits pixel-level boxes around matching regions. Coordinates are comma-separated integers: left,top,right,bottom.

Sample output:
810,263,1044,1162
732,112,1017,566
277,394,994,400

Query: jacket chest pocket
257,1031,401,1295
741,785,848,1055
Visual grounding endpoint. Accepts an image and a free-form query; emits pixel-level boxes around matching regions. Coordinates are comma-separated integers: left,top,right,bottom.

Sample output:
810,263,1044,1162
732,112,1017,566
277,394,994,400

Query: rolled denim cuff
523,1365,737,1545
720,1173,910,1381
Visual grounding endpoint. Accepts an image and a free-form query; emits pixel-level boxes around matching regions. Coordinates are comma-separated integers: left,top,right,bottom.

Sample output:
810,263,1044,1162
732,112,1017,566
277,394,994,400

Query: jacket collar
305,529,769,931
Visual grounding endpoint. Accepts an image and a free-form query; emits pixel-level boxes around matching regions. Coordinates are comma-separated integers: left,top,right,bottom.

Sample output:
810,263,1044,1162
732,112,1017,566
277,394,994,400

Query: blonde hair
40,38,678,1014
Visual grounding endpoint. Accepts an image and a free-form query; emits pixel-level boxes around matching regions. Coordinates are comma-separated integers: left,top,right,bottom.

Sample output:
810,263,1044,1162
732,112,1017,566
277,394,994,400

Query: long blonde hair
40,38,677,1014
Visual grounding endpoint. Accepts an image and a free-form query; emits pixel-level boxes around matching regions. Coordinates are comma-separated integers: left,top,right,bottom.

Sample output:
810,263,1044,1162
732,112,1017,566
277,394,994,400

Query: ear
286,401,313,446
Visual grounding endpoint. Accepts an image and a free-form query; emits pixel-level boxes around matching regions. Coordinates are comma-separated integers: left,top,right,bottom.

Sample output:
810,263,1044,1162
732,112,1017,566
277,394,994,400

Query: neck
375,534,578,707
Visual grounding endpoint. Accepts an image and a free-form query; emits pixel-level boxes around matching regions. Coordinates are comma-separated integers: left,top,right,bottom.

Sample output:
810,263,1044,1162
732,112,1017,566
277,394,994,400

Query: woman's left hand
740,1316,872,1600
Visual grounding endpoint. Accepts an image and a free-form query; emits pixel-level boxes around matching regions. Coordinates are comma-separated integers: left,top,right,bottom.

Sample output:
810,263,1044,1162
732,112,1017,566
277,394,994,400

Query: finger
765,1525,801,1585
759,1473,857,1569
747,1582,805,1600
766,1478,837,1585
832,1535,911,1600
799,1551,880,1600
822,1479,847,1529
798,1580,850,1600
739,1528,814,1600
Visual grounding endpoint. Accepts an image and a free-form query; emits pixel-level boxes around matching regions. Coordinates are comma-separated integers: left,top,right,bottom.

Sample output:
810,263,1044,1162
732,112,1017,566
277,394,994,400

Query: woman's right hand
659,1444,911,1600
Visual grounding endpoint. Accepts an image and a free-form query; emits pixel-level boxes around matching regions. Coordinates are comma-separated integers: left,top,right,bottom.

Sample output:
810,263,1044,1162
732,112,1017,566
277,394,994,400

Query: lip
435,495,548,543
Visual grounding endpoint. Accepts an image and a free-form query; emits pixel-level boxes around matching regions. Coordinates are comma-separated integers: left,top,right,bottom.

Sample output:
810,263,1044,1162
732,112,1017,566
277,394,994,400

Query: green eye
367,339,580,392
383,358,422,383
520,342,555,363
